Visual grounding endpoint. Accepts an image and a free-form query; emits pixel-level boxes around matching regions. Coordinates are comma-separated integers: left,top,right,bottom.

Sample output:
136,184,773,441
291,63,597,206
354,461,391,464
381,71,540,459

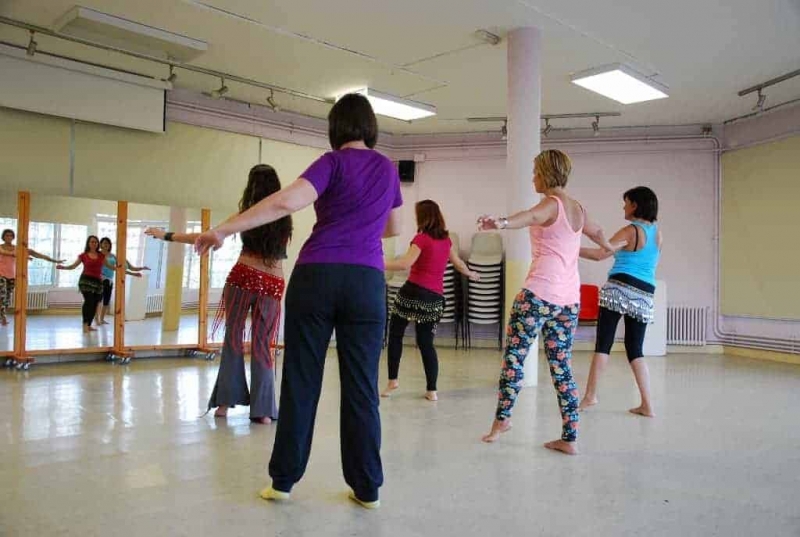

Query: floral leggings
0,277,15,317
495,288,580,442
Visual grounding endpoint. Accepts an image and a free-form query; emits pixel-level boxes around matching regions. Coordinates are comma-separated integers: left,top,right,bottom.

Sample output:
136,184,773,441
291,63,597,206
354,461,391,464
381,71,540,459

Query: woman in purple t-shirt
195,94,402,509
383,200,478,401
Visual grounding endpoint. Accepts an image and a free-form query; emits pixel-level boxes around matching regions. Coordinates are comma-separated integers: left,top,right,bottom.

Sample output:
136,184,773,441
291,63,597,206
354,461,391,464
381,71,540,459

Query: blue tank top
609,222,659,285
101,253,116,281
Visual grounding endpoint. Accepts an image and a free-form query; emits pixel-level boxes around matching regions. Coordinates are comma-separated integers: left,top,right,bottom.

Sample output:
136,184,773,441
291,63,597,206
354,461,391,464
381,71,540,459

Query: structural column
505,27,541,386
162,207,186,332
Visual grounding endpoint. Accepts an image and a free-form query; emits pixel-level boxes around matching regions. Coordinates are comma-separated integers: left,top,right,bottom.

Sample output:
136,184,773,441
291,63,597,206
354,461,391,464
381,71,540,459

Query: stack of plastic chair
440,232,464,348
466,232,504,348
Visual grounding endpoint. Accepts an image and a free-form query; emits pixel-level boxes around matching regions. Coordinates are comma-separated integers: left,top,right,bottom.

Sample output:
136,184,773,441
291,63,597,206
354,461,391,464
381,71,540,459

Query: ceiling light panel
571,64,668,105
343,88,436,121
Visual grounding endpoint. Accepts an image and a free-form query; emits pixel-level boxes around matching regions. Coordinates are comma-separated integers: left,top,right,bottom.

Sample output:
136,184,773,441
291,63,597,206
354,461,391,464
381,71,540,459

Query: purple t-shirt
297,148,402,270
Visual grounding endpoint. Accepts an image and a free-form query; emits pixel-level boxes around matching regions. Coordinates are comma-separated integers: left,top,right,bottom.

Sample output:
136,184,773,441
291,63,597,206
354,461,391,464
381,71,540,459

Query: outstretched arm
28,249,63,264
385,244,421,272
57,258,81,271
477,197,559,231
195,179,318,255
145,227,201,246
582,210,615,253
126,261,150,272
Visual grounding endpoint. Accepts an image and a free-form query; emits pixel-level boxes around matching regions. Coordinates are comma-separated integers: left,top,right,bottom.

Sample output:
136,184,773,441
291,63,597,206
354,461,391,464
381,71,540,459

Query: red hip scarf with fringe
211,263,285,368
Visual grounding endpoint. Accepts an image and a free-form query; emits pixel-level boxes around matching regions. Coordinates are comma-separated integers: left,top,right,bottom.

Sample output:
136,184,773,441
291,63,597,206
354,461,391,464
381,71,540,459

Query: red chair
579,284,600,323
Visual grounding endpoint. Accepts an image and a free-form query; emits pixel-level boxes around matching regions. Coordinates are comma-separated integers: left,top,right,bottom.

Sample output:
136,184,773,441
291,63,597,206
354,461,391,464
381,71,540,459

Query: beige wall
0,106,336,272
721,135,800,320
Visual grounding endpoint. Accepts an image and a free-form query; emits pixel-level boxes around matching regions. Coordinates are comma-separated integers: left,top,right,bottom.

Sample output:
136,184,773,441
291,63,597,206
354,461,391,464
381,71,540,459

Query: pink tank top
523,196,582,306
0,252,15,279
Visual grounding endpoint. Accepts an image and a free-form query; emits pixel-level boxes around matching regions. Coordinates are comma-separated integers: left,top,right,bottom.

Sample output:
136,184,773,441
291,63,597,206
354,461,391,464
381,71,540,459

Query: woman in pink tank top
477,149,614,455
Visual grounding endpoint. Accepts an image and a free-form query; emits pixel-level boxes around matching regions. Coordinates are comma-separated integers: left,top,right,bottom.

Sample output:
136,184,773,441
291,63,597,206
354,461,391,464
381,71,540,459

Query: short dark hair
328,93,378,150
624,186,658,222
100,237,112,250
2,229,14,241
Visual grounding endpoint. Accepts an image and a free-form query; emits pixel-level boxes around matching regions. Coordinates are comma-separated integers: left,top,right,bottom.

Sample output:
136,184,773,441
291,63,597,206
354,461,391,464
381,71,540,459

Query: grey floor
0,313,209,353
0,348,798,536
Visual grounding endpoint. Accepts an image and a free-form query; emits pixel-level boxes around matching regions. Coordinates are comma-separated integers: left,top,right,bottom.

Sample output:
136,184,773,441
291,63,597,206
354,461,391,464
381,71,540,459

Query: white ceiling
1,0,799,134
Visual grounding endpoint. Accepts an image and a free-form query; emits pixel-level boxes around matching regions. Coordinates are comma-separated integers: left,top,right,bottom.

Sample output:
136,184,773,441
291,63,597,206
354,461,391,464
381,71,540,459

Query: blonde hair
534,149,572,188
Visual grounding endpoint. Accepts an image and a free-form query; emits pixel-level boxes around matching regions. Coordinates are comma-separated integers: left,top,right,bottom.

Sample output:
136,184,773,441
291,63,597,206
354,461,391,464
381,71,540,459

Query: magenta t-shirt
407,233,452,295
297,148,402,270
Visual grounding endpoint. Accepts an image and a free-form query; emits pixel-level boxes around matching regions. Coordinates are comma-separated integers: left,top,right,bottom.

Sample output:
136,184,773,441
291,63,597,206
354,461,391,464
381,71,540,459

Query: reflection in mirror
205,212,242,347
25,195,117,352
0,191,21,356
124,206,202,347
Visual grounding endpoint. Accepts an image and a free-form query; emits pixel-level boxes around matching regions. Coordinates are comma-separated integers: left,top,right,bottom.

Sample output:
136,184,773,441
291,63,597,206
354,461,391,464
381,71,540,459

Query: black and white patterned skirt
599,273,655,324
390,281,445,325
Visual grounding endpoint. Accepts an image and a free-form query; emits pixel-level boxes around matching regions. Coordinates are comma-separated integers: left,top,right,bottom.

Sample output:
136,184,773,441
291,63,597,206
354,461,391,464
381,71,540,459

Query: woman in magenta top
478,149,613,455
383,200,479,401
195,94,401,509
57,235,116,334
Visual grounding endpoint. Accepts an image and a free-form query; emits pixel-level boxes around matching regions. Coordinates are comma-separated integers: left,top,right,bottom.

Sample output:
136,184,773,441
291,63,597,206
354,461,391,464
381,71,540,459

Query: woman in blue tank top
578,187,661,417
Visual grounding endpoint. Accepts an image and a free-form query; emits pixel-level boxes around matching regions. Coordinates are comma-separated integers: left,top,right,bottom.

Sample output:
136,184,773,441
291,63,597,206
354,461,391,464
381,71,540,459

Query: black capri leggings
102,279,113,307
594,307,648,362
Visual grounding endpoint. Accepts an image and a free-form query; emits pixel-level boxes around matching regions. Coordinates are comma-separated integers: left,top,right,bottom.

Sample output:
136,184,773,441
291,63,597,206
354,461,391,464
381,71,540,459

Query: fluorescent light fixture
571,63,668,104
343,88,436,121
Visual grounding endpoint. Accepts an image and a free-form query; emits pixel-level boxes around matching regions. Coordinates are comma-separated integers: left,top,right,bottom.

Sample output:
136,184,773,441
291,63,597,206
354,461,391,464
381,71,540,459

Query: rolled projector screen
0,43,166,133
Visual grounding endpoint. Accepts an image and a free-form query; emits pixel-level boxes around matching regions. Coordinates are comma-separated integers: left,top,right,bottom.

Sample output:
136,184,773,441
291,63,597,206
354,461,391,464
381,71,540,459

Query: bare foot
425,391,438,401
381,380,399,398
250,417,273,424
578,397,598,412
544,439,579,455
0,317,7,326
629,405,655,417
214,405,228,418
481,419,513,443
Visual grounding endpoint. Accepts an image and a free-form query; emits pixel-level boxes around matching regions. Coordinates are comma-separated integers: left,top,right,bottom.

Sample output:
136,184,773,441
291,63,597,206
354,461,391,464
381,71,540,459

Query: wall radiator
145,295,201,313
145,294,164,314
667,306,707,346
9,290,49,310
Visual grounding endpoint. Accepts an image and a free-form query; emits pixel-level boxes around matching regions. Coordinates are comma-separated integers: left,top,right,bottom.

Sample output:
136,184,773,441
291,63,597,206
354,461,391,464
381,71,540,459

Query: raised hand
194,229,225,255
144,227,166,240
476,215,500,231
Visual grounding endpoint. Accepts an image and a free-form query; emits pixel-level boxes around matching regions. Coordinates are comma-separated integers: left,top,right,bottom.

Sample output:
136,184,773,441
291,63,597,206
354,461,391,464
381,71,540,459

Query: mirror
25,195,118,353
124,205,202,349
0,190,19,356
205,210,242,347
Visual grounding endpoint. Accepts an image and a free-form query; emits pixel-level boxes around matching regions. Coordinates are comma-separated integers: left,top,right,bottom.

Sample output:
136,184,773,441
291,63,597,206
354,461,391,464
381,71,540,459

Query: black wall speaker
398,160,415,183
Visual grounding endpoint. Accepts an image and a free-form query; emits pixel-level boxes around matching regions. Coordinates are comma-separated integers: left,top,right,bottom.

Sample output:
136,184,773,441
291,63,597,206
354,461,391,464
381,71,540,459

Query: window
57,224,89,288
210,233,240,288
28,222,56,287
182,222,202,289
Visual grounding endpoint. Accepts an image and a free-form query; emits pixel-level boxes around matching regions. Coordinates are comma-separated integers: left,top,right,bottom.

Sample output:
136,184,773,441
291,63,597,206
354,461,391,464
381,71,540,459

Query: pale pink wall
399,139,717,311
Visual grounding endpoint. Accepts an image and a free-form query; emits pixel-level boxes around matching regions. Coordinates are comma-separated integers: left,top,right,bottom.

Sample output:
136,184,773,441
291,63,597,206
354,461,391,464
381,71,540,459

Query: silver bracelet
498,217,509,230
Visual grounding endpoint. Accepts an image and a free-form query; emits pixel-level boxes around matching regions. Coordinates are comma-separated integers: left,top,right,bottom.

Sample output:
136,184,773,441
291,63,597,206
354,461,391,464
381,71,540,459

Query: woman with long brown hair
146,164,292,424
383,200,479,401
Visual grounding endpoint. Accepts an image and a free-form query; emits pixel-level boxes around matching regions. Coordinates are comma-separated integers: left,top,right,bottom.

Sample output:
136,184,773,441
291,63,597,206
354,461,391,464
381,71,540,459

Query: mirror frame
11,191,214,363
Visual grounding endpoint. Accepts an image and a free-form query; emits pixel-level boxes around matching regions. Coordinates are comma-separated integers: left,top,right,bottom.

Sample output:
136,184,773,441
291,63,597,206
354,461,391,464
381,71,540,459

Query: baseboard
723,346,800,365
